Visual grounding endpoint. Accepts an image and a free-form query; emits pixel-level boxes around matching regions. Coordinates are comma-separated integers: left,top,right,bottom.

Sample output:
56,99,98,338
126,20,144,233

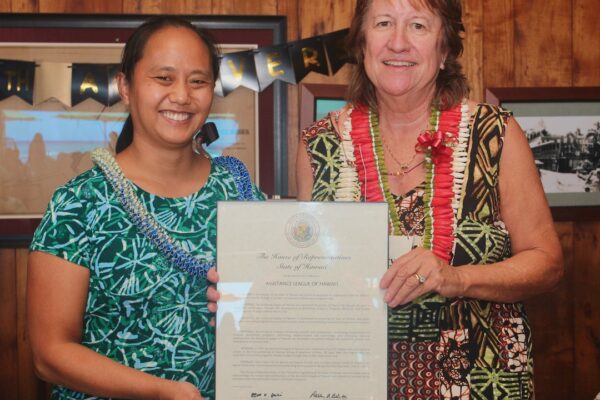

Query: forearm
455,247,563,303
34,341,170,399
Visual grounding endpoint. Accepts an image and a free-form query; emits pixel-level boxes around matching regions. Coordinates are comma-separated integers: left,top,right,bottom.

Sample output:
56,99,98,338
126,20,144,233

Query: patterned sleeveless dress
301,102,534,399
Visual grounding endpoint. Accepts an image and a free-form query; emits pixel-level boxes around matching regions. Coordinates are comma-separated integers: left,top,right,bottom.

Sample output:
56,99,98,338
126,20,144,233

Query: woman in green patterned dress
27,17,261,400
297,0,563,398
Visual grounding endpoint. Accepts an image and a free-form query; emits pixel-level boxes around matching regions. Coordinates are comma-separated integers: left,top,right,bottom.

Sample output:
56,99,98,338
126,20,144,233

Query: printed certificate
216,201,388,400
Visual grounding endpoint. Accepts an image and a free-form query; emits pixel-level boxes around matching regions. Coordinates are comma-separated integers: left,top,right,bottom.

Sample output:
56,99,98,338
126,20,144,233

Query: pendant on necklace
388,169,407,177
386,159,425,177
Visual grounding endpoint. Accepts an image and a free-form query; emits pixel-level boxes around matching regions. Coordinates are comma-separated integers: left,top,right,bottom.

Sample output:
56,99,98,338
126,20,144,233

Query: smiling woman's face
363,0,445,104
118,26,215,150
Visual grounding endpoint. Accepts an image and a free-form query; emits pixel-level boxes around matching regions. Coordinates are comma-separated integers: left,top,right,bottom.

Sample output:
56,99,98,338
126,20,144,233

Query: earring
440,59,446,70
192,130,210,159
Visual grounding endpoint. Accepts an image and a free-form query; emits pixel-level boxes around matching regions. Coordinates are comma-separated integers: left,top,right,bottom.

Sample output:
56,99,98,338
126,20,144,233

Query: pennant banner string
0,28,351,104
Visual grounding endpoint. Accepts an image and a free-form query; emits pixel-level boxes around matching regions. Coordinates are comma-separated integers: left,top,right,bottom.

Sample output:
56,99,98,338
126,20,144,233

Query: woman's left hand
380,247,464,307
206,267,220,326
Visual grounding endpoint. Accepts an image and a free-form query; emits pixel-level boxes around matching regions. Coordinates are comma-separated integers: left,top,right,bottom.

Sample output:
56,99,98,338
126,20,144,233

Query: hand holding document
216,201,389,400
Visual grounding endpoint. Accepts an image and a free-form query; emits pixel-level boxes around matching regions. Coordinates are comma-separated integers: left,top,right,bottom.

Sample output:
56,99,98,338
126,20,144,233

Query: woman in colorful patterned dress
27,17,261,400
297,0,563,398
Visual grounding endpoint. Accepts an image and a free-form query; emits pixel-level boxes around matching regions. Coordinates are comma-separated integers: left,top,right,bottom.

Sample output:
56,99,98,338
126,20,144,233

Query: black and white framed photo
486,86,600,211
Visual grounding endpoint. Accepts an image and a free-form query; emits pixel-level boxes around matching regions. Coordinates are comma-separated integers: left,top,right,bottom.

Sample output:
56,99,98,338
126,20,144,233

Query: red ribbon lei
423,104,463,263
349,102,464,263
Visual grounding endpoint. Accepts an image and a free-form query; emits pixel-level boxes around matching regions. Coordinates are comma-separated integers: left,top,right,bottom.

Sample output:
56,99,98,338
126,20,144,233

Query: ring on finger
414,273,426,285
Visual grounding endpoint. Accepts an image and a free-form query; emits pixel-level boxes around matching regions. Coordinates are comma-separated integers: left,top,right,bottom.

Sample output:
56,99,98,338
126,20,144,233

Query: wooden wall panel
525,222,574,400
0,0,37,12
298,0,354,85
296,0,355,37
0,249,18,400
328,0,356,84
573,222,600,400
482,0,514,88
514,0,572,86
287,83,300,197
277,0,299,41
122,0,211,14
276,0,300,196
461,0,483,102
211,0,277,15
287,0,355,196
298,0,334,38
331,0,356,31
573,0,600,86
16,249,31,399
38,0,122,13
16,249,46,400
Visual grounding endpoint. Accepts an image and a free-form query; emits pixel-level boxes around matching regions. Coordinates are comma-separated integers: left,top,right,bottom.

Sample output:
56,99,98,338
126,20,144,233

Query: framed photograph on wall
0,14,287,246
486,86,600,214
300,83,347,131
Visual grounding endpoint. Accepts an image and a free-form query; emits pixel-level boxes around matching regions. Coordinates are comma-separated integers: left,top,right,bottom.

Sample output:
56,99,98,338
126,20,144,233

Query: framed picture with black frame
486,86,600,221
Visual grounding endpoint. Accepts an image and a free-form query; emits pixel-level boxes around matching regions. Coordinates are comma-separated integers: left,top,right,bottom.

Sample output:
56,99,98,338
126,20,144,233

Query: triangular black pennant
0,59,35,104
72,64,110,106
219,51,260,96
323,29,352,75
107,64,121,106
1,29,356,102
289,37,329,82
254,45,296,91
214,77,225,97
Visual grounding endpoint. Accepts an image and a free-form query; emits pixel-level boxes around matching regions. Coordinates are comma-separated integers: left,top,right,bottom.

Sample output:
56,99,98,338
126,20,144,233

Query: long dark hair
116,17,220,153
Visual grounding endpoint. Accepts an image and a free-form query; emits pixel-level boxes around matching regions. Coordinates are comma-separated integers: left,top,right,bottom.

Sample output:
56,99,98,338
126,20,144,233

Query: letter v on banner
218,51,260,96
289,37,329,82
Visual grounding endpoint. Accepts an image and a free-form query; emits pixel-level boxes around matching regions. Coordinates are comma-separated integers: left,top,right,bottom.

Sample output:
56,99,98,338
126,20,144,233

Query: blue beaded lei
213,156,256,201
92,148,257,278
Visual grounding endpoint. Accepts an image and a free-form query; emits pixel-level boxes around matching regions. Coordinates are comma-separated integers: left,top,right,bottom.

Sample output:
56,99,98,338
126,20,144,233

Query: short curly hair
346,0,469,110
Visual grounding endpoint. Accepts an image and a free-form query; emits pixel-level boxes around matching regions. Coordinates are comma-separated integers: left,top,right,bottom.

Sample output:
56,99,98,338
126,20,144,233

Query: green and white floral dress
30,159,264,400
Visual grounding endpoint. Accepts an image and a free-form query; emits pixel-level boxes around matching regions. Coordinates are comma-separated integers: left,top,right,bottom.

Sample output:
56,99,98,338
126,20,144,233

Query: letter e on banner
254,45,296,91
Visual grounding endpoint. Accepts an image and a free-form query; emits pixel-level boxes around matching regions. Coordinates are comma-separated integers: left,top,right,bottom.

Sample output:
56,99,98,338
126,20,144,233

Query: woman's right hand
159,380,203,400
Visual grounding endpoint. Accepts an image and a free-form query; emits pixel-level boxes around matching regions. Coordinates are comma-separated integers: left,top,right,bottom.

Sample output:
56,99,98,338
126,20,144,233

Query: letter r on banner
302,47,321,68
